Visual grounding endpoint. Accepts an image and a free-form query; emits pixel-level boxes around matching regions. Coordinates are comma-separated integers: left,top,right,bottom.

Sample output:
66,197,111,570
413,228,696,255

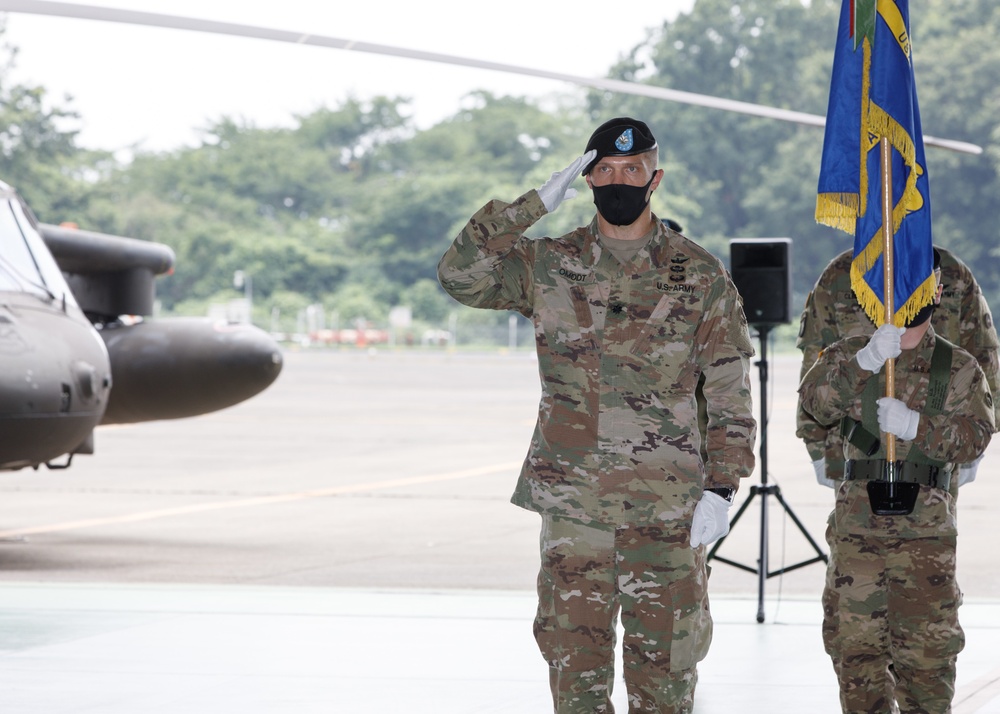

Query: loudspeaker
729,238,792,326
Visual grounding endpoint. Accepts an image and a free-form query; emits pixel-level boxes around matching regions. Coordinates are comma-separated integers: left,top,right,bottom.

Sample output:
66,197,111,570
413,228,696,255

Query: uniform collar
585,213,673,272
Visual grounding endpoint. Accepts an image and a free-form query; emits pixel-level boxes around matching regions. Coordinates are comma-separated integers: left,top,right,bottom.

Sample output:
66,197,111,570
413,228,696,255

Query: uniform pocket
668,571,713,672
630,293,701,393
821,587,841,657
536,272,600,349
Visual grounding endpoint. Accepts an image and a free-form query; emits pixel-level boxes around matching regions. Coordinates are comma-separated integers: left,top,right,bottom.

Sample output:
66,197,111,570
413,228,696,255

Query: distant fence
276,315,536,351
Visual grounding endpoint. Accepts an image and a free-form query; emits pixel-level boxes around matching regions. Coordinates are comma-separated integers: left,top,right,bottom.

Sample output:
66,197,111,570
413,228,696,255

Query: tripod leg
774,491,829,563
757,485,768,623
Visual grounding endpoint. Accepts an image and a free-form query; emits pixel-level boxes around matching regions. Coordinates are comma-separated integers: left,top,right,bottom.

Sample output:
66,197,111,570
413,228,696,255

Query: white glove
856,324,905,373
537,150,597,213
958,454,984,486
813,458,836,488
690,490,731,548
877,397,920,440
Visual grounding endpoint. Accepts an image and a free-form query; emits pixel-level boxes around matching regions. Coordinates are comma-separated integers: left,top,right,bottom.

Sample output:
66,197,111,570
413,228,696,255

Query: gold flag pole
869,137,920,515
879,137,897,473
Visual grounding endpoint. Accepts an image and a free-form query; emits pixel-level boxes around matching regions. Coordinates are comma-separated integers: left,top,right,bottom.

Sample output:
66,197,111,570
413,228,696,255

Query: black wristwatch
705,487,735,503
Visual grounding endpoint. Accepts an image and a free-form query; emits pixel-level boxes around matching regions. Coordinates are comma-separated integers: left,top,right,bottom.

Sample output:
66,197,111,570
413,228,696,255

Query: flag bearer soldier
799,255,994,713
796,246,1000,486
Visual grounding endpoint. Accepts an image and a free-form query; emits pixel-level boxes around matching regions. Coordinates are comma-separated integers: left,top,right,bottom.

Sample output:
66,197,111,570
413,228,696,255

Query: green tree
0,22,109,221
9,1,1000,334
591,0,1000,315
911,0,1000,307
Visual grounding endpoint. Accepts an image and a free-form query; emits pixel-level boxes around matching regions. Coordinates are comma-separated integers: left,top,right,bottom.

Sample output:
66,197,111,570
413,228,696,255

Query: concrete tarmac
1,348,998,712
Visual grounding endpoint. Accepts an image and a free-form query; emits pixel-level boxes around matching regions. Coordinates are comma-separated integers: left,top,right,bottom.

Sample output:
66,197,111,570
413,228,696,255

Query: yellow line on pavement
0,462,521,539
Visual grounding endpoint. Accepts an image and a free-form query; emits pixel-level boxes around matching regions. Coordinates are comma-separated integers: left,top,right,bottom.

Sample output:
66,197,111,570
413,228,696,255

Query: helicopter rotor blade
0,0,982,155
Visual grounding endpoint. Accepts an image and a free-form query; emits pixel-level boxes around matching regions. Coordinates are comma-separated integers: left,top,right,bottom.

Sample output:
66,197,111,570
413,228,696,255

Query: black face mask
592,175,655,226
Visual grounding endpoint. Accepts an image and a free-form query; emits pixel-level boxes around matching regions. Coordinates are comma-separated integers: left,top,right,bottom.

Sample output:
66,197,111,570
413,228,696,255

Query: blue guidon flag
815,0,935,326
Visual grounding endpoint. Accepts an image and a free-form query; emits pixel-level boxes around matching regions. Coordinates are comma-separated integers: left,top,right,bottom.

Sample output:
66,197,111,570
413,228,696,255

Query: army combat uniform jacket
799,328,994,537
438,190,757,528
796,247,1000,476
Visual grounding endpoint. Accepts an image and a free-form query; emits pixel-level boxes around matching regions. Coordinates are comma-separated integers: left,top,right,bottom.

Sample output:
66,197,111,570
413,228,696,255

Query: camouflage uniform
438,189,757,713
799,328,994,714
796,247,1000,479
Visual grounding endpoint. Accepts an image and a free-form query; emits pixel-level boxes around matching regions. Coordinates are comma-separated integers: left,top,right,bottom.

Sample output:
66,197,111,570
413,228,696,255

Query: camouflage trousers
533,515,712,714
822,527,964,714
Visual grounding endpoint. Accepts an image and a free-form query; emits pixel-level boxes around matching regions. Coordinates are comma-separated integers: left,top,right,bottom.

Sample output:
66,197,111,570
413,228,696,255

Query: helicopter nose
0,302,110,469
99,318,283,425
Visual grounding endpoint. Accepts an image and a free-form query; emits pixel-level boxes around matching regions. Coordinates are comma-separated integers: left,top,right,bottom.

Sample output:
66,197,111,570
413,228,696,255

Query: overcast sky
2,0,694,154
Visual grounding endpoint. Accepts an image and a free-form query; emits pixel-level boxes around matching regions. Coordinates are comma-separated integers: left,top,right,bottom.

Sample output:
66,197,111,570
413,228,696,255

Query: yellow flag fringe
815,193,860,233
860,38,871,219
867,101,921,236
851,259,938,327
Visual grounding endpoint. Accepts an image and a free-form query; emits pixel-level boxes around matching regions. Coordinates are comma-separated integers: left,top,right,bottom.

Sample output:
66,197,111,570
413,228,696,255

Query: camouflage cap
582,117,658,175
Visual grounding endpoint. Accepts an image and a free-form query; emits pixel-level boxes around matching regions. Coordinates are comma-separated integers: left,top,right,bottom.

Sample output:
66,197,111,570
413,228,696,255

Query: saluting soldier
438,117,757,713
796,246,1000,485
799,253,994,714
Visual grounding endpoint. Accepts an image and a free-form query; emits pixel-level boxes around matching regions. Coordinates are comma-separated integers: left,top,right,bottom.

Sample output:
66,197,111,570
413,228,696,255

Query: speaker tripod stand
706,323,828,623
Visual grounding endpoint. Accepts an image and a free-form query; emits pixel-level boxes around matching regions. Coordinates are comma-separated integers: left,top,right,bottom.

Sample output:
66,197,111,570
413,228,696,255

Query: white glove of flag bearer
877,397,920,441
856,324,905,373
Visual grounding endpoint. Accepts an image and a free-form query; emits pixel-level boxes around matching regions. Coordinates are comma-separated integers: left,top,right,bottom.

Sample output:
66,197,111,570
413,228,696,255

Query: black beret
582,117,658,175
906,248,944,327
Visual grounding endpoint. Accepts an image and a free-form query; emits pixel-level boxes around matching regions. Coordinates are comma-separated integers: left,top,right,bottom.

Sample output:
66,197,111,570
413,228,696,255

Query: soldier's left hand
690,490,731,548
812,458,836,488
877,397,920,440
958,453,984,486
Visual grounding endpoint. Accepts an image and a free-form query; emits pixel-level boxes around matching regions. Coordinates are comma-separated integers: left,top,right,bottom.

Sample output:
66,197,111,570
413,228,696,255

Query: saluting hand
537,150,597,213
